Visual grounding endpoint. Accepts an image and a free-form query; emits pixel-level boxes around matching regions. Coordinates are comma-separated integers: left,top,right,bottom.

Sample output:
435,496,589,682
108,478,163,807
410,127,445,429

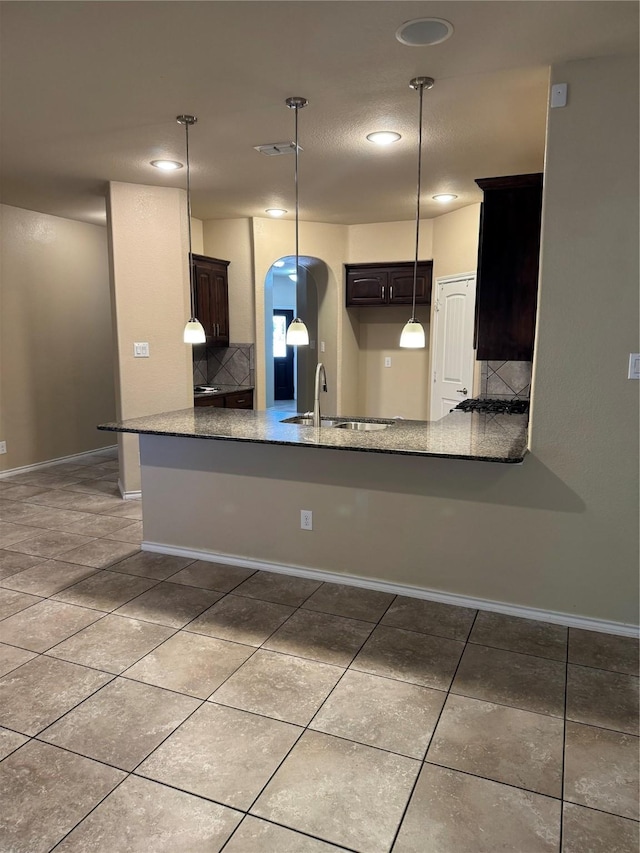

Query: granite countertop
193,384,254,399
99,406,528,464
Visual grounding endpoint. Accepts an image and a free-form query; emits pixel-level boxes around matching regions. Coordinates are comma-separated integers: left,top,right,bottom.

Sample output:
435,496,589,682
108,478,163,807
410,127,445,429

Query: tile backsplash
193,343,255,387
480,361,532,399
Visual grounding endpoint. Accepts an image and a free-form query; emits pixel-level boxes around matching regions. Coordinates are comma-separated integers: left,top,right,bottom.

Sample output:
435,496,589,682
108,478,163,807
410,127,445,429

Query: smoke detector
254,142,302,156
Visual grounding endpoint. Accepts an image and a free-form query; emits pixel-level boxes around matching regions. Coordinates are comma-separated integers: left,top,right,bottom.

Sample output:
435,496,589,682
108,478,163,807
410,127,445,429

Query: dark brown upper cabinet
474,173,543,361
345,261,433,307
192,253,230,347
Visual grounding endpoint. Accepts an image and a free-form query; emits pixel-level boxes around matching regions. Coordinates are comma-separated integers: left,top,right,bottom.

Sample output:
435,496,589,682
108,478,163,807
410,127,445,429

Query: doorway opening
273,308,295,406
264,256,319,413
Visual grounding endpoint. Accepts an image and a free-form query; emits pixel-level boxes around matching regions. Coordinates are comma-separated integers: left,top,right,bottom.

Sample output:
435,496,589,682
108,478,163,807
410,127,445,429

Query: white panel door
430,275,477,420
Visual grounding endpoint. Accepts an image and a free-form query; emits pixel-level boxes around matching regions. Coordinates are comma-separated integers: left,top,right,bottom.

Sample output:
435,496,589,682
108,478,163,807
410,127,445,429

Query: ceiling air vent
253,142,301,156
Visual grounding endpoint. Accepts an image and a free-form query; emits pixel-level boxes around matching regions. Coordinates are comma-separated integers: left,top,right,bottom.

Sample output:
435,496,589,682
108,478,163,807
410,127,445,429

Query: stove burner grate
454,398,529,415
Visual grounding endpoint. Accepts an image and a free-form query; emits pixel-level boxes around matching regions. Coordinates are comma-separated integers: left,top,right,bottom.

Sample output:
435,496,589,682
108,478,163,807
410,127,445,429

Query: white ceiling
0,1,637,226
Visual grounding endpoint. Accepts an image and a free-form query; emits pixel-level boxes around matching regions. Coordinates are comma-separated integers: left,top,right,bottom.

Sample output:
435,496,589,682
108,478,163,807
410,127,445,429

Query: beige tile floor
0,449,638,852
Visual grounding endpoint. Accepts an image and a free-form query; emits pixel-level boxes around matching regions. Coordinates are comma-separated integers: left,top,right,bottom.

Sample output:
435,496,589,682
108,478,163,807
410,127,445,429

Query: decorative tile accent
193,344,255,388
479,360,532,398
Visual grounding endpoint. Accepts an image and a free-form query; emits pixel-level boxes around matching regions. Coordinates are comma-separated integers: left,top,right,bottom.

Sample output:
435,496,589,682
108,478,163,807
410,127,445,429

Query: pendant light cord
184,119,196,320
412,82,424,322
294,103,299,282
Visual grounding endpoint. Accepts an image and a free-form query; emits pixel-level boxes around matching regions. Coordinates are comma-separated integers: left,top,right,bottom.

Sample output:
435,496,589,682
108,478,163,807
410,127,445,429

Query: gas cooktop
454,398,530,415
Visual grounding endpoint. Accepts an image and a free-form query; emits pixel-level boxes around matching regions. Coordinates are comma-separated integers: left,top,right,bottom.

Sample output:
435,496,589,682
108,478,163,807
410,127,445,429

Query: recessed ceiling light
366,131,401,146
273,260,285,268
396,18,454,47
433,193,458,203
150,159,183,171
266,208,287,217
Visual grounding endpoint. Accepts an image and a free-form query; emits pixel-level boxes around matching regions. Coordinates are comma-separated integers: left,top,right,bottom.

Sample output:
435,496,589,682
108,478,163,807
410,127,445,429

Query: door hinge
433,370,437,383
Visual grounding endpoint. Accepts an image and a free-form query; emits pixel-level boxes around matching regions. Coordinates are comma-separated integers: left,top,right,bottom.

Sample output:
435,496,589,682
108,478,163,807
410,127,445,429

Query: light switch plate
134,342,150,358
628,353,640,379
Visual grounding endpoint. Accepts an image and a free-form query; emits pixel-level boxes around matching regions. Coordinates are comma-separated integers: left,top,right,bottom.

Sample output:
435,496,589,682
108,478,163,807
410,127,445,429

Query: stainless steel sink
334,420,392,431
281,416,341,427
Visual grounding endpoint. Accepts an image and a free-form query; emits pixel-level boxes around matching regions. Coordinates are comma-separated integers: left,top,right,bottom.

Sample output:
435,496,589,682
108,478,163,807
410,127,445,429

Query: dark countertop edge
97,424,527,464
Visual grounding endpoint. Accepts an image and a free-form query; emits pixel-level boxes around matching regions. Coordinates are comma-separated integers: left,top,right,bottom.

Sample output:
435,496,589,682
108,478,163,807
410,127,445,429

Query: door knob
456,388,468,394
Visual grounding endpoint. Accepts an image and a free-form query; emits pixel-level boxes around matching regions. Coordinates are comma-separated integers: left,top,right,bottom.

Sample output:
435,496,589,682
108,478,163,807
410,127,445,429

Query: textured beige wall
0,205,115,471
347,219,434,263
432,204,481,281
346,219,435,419
107,182,193,493
142,54,639,627
191,218,204,255
202,218,255,344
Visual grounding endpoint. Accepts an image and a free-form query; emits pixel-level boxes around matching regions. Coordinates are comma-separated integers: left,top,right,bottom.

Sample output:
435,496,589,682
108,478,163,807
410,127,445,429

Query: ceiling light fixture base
176,115,197,126
285,97,308,110
409,77,435,92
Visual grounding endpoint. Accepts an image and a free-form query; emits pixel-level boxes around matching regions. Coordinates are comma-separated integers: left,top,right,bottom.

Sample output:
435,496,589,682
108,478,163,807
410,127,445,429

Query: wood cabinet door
192,254,230,346
210,269,229,346
474,175,543,361
389,264,432,305
346,271,389,305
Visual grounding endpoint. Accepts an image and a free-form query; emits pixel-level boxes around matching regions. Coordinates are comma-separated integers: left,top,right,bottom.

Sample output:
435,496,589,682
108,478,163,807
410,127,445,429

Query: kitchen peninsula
99,405,528,464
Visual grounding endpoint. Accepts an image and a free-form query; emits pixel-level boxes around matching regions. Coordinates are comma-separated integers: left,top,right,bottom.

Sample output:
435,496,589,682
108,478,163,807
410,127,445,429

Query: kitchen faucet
313,362,327,428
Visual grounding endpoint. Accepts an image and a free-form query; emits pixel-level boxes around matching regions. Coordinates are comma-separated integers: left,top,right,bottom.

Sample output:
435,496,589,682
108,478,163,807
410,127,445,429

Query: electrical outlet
0,441,6,454
300,509,313,530
384,356,392,368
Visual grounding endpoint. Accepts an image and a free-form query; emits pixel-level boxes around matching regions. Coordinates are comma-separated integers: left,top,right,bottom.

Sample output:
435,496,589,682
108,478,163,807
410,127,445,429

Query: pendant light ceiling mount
284,96,310,347
177,115,206,345
400,76,435,350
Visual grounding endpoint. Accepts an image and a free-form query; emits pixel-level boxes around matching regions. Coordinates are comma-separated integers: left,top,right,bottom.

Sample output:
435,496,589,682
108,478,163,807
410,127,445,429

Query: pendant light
178,114,206,345
284,96,310,347
400,77,434,349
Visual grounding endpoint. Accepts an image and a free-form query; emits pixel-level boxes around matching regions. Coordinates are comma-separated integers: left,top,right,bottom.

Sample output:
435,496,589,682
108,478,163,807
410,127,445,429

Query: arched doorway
264,256,321,412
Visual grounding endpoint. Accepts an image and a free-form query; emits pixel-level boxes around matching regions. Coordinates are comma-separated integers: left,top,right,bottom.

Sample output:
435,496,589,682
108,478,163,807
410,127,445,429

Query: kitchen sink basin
281,416,341,427
281,415,394,431
334,420,392,431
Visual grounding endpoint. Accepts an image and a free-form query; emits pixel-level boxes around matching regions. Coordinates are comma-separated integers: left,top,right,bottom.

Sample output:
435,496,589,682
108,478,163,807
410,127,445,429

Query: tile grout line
387,608,480,853
226,591,401,848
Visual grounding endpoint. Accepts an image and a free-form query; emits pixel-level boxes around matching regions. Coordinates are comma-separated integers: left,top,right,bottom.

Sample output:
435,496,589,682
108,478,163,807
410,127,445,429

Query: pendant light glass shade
284,96,309,348
285,317,309,346
177,114,205,346
399,77,434,350
184,319,206,344
399,320,426,348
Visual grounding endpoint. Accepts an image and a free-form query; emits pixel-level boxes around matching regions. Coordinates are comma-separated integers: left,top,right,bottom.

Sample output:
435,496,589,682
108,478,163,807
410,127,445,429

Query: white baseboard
0,446,118,479
117,480,142,501
143,540,639,638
